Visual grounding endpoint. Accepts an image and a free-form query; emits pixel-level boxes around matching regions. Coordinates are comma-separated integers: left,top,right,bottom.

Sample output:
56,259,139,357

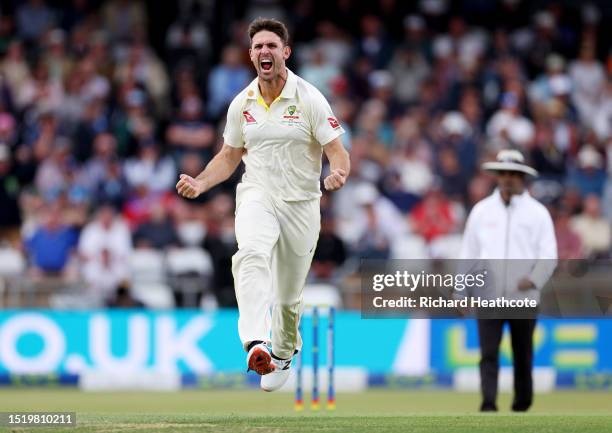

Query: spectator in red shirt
409,187,456,242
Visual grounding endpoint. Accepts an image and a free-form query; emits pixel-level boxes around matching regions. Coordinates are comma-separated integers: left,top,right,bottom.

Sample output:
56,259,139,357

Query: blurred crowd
0,0,610,308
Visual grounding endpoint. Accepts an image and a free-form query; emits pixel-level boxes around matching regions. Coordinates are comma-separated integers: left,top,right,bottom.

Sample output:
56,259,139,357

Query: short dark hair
248,18,289,46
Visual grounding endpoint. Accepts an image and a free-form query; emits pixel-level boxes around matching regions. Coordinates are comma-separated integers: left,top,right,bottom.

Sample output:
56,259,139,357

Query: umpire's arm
528,208,558,289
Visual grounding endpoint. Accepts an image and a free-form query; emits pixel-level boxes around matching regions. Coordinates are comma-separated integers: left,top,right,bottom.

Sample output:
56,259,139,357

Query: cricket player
176,18,350,391
460,149,557,412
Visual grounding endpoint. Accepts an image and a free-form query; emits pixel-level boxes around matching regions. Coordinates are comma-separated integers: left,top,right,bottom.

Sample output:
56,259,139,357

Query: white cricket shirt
223,68,345,201
459,189,558,300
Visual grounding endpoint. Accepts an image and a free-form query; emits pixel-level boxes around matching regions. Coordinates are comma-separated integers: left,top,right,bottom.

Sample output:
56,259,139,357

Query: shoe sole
248,347,274,375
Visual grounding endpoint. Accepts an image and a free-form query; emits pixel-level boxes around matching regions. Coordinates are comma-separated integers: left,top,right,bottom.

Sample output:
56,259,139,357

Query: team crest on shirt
243,111,257,124
281,105,303,126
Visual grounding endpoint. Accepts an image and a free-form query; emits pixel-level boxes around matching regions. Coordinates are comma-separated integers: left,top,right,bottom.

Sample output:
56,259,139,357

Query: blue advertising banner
0,310,415,375
430,319,612,372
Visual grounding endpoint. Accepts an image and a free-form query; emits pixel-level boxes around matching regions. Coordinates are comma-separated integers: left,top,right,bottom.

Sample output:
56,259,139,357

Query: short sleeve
222,94,245,148
306,87,345,146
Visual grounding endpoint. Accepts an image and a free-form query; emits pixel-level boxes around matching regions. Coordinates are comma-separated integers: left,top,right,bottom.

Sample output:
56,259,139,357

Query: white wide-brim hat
482,149,538,177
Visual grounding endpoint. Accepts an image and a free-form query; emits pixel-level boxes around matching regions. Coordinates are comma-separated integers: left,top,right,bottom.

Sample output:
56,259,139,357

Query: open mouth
260,59,273,71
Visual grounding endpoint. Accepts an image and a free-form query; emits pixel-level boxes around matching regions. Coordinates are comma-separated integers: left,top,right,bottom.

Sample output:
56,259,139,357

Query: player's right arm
176,144,245,199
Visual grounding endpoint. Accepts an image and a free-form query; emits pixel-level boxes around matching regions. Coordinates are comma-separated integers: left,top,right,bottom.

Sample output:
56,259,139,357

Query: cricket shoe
246,343,274,375
260,354,292,392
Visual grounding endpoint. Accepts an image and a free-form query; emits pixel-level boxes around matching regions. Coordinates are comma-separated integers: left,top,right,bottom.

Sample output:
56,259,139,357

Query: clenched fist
323,168,347,191
176,174,205,199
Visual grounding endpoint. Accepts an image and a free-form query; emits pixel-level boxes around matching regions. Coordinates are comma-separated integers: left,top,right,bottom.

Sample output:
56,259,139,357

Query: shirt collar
280,68,297,98
246,78,258,100
245,67,297,100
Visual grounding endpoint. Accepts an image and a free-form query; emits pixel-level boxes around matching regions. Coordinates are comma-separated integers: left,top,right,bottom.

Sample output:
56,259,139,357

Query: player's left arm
323,137,350,191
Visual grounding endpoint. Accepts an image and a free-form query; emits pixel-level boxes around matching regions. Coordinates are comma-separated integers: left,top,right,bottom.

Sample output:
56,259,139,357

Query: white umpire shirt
460,189,558,301
223,68,345,202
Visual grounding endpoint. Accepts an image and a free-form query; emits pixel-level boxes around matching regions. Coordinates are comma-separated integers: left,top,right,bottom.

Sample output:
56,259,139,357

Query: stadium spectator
73,99,110,163
567,145,606,197
34,136,73,199
351,182,405,259
166,95,215,165
59,71,86,133
409,188,458,243
76,56,111,103
0,143,21,245
25,202,78,278
388,45,430,105
299,46,341,100
529,53,567,107
311,213,347,282
132,202,180,250
102,0,147,44
569,42,606,127
530,124,567,182
391,135,434,196
486,92,535,149
525,11,564,75
93,157,130,209
0,15,15,55
82,247,130,305
59,0,92,32
78,132,118,191
0,111,17,148
570,194,611,258
17,59,64,113
171,194,205,247
113,39,169,116
123,139,176,193
201,193,237,307
311,21,352,70
553,206,584,260
436,112,478,198
356,15,393,69
165,6,211,67
122,181,171,230
112,87,154,157
207,45,251,120
16,0,55,44
106,281,144,308
78,202,132,265
592,78,612,141
1,41,30,102
42,29,73,83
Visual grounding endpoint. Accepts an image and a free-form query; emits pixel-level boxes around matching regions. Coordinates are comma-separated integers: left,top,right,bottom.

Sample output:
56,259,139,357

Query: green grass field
1,389,611,432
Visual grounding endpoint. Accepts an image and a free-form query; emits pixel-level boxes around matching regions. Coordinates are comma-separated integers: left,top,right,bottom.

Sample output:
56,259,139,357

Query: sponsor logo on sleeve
328,117,340,129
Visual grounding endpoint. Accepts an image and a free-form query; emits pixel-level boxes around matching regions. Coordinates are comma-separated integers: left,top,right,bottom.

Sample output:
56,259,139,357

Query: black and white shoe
260,354,292,392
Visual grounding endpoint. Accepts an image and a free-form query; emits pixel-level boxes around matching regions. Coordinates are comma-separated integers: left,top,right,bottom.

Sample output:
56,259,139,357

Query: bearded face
249,30,291,83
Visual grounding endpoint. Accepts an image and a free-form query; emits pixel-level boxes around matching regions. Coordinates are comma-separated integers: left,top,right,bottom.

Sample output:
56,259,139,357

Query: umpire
460,150,557,412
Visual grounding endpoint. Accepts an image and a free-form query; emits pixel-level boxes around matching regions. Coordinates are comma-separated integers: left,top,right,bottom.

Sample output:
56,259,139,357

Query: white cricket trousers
232,183,320,359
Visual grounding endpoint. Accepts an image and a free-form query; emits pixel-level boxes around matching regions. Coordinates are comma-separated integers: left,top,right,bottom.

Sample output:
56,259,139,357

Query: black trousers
477,319,536,411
